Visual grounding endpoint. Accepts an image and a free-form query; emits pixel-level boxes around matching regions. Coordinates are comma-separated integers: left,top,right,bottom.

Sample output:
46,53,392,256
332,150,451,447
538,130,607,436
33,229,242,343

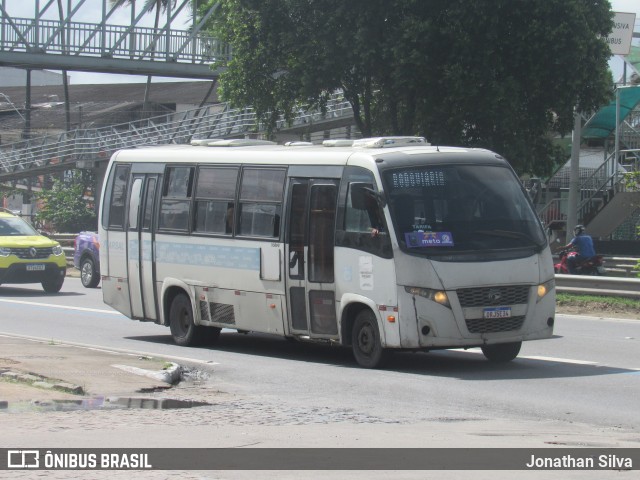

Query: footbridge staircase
537,87,640,241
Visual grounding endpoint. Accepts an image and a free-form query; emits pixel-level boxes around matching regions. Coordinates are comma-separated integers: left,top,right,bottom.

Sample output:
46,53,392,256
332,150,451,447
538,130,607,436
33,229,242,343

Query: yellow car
0,209,66,293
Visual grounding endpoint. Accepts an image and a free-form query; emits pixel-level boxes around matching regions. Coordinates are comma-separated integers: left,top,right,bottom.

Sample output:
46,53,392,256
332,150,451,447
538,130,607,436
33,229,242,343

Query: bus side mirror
350,183,386,209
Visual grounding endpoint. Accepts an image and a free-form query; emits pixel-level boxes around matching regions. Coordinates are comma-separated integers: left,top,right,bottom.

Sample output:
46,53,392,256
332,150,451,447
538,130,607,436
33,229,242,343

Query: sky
4,0,640,85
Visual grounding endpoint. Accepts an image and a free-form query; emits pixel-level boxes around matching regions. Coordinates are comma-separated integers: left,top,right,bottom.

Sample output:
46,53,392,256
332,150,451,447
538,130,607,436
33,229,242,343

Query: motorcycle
554,248,605,275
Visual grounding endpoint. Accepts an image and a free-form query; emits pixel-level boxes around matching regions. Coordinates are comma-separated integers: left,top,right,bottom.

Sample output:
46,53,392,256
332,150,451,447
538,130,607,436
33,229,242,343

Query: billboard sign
606,12,636,55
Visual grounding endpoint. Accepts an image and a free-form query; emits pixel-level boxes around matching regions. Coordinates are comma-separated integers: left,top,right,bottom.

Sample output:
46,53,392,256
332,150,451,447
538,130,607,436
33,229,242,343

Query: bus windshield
382,164,546,258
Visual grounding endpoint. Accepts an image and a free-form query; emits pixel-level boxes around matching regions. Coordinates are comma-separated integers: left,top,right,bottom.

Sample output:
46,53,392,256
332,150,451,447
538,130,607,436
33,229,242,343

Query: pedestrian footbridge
0,93,355,182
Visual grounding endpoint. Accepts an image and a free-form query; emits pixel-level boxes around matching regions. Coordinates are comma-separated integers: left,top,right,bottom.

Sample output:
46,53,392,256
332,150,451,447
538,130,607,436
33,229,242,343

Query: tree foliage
203,0,614,175
35,171,96,233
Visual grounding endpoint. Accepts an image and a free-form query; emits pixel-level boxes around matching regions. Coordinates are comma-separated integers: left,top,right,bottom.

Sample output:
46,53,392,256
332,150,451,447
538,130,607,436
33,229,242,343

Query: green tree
35,171,96,233
204,0,613,176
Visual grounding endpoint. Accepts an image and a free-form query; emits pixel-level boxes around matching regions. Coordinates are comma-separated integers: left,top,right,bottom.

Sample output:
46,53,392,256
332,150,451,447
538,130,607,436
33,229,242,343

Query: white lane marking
0,332,221,367
522,356,640,371
520,355,598,365
467,350,640,369
0,298,121,315
456,349,598,364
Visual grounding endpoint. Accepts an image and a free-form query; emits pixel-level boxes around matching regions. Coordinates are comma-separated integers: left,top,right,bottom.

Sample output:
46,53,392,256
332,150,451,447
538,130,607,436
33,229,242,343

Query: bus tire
481,341,522,362
352,310,388,368
169,293,220,346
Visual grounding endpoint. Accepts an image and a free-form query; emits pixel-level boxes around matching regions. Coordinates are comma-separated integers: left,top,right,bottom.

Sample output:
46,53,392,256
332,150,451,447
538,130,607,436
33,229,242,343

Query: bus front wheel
352,310,388,369
169,293,220,346
481,341,522,362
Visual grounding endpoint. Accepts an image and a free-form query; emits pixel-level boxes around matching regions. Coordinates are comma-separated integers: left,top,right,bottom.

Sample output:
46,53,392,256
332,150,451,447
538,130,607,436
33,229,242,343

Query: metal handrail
537,198,565,226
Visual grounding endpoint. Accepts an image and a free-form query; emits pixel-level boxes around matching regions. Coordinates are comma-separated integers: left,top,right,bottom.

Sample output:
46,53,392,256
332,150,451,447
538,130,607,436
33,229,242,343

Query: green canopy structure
582,85,640,139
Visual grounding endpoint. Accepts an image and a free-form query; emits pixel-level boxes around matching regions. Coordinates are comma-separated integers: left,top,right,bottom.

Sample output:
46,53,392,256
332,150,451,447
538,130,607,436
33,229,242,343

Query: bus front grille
456,285,530,307
465,316,525,333
200,301,236,325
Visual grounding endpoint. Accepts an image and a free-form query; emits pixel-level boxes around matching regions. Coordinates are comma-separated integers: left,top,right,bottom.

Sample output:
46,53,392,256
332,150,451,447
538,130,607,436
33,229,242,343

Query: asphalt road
1,277,639,435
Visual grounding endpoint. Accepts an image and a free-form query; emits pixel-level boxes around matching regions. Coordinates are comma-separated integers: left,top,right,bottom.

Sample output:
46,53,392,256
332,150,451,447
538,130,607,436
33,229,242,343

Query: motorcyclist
561,225,596,274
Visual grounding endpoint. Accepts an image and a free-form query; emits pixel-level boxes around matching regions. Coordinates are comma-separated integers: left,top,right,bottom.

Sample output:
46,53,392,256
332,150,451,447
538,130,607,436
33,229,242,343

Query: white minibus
99,137,555,368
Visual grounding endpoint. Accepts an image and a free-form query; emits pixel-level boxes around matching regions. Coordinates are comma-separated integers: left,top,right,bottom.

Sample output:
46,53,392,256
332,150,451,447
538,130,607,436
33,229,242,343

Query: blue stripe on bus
128,240,260,270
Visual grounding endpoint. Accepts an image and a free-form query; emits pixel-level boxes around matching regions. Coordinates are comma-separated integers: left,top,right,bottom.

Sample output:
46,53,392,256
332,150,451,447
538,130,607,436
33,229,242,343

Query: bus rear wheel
481,341,522,362
169,293,220,346
352,310,388,368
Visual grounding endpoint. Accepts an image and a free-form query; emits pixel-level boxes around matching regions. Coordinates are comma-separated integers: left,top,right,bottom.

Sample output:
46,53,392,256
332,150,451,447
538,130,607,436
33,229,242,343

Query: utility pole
566,110,581,241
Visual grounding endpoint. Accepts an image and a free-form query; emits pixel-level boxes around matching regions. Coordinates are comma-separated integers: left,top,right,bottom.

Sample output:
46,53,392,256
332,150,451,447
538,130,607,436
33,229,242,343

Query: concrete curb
105,397,209,409
0,369,85,396
111,362,182,385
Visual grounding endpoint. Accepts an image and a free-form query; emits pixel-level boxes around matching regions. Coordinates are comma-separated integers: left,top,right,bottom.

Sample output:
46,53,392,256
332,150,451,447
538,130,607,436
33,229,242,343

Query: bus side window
336,167,392,259
347,183,384,233
159,166,194,232
194,166,239,235
237,168,285,239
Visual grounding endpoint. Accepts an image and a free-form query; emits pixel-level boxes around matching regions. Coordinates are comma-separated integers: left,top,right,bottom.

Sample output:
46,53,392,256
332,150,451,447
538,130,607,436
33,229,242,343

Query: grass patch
557,293,640,310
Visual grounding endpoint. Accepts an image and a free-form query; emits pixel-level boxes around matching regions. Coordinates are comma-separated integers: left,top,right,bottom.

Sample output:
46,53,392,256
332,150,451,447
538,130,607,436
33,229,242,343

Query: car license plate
483,307,511,319
26,264,45,271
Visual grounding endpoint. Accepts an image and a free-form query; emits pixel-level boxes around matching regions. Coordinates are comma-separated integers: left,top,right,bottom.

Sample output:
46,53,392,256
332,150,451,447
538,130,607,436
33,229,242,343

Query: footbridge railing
0,92,354,181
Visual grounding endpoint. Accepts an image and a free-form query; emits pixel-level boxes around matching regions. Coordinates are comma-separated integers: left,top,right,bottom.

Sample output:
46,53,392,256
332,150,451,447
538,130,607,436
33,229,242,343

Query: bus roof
110,137,507,169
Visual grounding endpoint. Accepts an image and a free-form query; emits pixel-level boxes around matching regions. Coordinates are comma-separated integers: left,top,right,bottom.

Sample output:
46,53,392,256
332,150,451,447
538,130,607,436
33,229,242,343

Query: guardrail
555,274,640,299
601,256,639,277
551,254,639,278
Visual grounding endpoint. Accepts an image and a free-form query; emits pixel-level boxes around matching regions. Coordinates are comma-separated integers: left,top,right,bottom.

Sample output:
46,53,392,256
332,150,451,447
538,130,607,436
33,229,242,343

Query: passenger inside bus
225,204,234,234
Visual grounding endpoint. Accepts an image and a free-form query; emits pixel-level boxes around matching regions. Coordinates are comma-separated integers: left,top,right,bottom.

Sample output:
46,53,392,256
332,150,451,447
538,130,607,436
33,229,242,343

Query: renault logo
29,247,37,258
487,289,502,303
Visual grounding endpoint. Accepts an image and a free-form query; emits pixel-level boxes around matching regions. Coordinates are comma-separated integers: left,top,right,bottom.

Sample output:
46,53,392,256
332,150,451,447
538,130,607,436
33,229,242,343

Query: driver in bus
365,192,386,237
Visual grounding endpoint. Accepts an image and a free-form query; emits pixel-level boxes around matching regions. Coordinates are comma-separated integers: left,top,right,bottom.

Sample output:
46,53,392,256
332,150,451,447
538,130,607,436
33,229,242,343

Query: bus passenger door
286,179,339,338
127,175,159,321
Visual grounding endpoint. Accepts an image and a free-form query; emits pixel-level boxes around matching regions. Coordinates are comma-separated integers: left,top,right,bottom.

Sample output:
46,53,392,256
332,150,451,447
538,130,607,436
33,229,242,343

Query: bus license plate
483,307,511,319
26,264,45,271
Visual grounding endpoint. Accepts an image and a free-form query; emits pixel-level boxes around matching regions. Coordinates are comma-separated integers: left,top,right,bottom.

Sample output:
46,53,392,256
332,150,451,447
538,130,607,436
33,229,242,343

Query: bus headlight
537,279,555,302
52,245,64,256
405,286,450,308
0,247,10,257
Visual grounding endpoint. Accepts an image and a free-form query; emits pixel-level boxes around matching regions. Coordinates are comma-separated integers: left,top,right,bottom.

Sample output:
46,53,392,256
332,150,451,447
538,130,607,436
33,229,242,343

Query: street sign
606,12,636,55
